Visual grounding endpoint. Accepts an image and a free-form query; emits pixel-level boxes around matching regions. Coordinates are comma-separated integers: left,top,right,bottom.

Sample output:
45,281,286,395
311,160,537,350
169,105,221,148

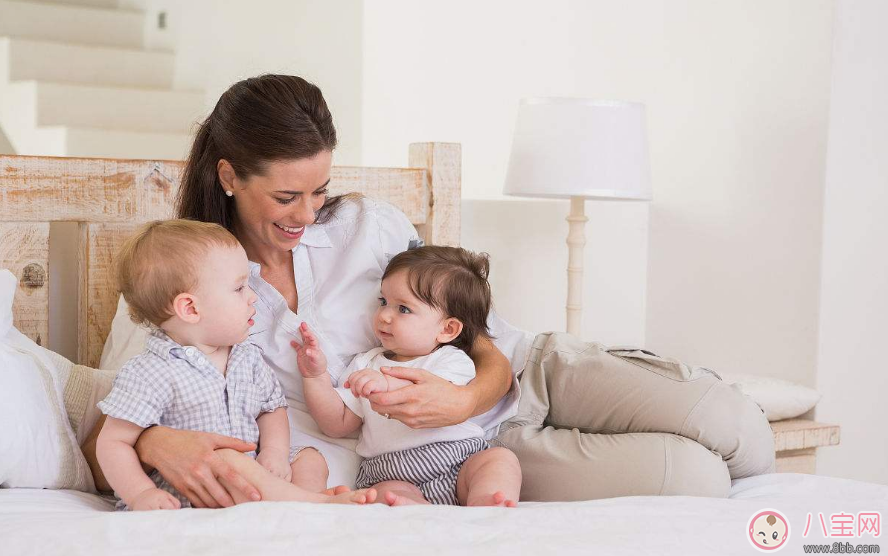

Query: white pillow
99,294,150,372
717,371,822,422
0,269,95,492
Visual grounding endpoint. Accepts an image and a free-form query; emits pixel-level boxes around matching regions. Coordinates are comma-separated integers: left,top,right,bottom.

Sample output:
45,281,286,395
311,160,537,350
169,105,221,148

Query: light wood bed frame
0,142,461,369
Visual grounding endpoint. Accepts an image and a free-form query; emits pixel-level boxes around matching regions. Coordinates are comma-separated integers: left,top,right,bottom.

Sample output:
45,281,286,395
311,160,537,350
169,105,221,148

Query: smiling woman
79,74,519,507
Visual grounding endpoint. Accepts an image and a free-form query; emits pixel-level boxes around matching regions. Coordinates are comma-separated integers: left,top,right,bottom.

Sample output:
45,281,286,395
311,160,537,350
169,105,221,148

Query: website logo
749,509,791,552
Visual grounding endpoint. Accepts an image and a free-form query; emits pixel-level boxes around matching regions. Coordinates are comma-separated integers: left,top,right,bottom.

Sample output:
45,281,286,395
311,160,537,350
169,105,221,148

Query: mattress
2,473,886,555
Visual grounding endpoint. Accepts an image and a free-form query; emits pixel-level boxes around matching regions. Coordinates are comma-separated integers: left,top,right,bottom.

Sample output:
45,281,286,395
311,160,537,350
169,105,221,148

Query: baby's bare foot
327,488,378,505
383,491,422,506
321,485,351,496
467,491,517,508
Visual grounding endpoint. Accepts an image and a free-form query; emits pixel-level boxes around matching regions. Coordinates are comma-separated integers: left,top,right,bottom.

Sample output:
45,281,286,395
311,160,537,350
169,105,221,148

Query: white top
101,197,532,487
338,346,485,458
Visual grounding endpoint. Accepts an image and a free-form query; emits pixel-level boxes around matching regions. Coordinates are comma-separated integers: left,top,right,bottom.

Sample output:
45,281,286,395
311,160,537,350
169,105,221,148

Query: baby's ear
437,317,464,344
171,292,200,324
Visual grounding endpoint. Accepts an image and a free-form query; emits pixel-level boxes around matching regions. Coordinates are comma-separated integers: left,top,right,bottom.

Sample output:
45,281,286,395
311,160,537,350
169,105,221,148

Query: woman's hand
291,322,328,378
366,366,475,428
134,426,261,508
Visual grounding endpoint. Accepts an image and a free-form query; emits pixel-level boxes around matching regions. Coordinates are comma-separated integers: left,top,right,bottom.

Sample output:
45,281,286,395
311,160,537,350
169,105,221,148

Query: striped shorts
355,437,488,505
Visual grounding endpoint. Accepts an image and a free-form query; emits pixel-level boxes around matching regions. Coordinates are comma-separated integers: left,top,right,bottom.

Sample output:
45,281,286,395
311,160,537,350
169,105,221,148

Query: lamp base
566,197,588,336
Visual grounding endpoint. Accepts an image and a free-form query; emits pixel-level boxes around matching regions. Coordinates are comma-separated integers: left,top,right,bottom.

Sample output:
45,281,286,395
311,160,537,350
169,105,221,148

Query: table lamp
503,98,652,336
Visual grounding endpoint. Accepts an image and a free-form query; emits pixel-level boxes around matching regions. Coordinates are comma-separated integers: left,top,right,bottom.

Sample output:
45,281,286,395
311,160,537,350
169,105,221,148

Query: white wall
815,0,888,485
0,125,12,154
638,1,834,386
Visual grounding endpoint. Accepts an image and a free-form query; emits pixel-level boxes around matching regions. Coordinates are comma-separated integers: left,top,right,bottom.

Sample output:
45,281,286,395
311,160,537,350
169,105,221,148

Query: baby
295,245,522,506
96,219,376,510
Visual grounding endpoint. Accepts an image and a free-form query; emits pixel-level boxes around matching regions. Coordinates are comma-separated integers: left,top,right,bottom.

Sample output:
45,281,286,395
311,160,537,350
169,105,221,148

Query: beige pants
493,333,776,501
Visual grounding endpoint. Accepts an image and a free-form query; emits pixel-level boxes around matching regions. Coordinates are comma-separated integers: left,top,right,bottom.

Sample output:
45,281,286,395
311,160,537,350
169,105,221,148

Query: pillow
0,269,95,492
717,371,822,421
99,294,150,372
64,364,118,446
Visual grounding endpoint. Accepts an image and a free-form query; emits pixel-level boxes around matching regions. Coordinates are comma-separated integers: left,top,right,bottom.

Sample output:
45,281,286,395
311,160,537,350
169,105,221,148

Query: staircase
0,0,204,159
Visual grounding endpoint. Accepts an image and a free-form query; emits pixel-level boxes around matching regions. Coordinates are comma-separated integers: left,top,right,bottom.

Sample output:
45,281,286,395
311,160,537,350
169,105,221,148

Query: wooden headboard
0,142,460,368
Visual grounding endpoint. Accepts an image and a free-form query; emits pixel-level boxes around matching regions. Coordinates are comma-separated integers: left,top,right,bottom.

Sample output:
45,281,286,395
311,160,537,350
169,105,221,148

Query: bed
1,145,885,555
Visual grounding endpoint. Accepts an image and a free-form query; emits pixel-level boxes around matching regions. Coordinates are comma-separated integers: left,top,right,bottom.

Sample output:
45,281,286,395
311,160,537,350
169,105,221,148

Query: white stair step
1,37,174,89
26,82,206,134
62,127,192,160
0,0,145,49
26,0,120,9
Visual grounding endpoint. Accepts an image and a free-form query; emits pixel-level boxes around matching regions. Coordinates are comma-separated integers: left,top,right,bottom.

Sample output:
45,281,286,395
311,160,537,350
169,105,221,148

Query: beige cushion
64,364,117,446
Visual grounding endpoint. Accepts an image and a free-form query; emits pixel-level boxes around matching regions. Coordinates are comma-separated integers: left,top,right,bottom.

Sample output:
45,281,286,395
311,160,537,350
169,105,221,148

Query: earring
225,190,233,197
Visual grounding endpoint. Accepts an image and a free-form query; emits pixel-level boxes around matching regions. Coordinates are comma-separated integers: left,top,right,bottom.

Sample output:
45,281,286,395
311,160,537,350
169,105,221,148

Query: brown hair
117,219,240,327
176,74,354,231
382,246,492,354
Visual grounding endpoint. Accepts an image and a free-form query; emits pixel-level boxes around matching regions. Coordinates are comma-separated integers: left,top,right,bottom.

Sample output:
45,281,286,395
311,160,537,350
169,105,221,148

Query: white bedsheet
2,474,886,555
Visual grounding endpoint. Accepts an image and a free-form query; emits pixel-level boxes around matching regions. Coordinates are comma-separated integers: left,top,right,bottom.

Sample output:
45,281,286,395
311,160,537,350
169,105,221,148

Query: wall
0,125,12,154
815,0,888,485
643,1,834,387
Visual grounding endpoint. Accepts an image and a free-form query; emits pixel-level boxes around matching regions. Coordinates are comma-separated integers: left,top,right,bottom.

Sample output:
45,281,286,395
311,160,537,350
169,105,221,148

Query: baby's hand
291,322,328,378
344,369,389,398
129,487,181,511
256,448,292,482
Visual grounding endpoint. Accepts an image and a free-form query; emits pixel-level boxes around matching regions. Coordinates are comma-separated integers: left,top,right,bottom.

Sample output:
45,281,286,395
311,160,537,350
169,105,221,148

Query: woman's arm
466,335,514,414
367,336,512,429
82,414,113,492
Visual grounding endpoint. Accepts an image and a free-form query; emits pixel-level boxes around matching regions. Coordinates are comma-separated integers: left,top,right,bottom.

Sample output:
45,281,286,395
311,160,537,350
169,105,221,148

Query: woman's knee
682,382,776,479
660,435,731,498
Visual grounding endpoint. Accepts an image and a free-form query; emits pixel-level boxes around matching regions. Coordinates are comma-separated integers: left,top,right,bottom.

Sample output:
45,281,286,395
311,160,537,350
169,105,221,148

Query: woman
83,74,774,507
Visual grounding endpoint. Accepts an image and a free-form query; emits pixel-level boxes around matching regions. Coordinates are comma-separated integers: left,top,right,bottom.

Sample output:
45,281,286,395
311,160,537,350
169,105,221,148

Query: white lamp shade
503,98,652,201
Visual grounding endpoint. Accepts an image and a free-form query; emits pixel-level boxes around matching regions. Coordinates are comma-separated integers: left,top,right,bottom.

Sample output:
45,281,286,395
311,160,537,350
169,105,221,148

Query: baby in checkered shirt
96,219,378,510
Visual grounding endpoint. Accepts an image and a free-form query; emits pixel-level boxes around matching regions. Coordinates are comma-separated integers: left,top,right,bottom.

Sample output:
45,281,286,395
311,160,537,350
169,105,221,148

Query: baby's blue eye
378,297,387,306
398,305,411,314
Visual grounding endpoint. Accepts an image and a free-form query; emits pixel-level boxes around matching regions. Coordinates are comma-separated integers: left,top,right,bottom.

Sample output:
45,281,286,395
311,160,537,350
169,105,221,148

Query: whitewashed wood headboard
0,142,460,367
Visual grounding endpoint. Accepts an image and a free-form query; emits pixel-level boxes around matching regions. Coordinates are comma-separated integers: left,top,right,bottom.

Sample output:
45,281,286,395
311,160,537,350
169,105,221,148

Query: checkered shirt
98,329,288,509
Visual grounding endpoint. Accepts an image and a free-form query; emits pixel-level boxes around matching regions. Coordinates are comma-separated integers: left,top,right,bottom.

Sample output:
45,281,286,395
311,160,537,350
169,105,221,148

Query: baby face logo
748,509,790,551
